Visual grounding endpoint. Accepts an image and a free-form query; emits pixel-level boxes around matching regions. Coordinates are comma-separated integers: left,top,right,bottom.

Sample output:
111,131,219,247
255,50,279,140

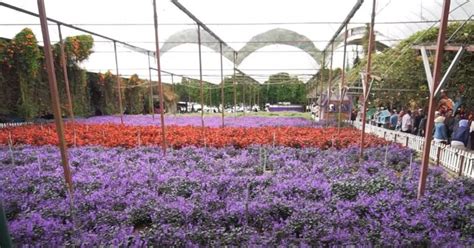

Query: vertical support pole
418,0,451,199
338,25,349,135
242,80,246,116
147,52,155,120
220,42,225,127
360,0,376,160
249,85,253,112
171,74,175,115
113,41,124,125
233,52,237,114
458,154,464,177
436,146,442,166
37,0,73,193
209,85,212,107
328,43,335,108
0,201,12,248
152,0,167,154
57,24,75,124
197,25,204,128
319,52,326,108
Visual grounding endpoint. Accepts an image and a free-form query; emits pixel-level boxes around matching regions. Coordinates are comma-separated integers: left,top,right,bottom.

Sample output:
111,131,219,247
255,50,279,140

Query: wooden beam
413,44,474,52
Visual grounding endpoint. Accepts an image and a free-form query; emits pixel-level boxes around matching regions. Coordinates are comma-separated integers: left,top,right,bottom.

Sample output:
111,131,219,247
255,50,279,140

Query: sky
0,0,472,84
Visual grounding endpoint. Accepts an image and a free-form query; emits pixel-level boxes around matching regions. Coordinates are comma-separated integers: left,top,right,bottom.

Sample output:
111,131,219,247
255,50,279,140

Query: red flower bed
0,124,387,149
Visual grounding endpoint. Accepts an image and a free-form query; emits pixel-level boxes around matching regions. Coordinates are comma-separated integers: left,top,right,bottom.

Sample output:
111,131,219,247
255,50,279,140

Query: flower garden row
1,145,472,246
0,124,385,149
75,115,325,127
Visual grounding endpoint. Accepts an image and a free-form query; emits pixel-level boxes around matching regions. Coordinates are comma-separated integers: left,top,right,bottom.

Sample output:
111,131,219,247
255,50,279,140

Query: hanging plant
63,35,94,63
9,28,42,119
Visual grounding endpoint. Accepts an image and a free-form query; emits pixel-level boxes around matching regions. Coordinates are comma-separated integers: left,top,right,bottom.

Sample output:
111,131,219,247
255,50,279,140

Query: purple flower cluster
1,145,472,246
75,115,322,127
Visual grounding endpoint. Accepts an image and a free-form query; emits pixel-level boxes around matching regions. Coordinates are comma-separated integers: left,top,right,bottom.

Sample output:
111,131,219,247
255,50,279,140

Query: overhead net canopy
0,0,472,84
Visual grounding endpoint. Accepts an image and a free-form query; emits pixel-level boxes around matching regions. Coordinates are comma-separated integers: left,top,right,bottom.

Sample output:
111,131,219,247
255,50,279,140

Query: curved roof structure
160,28,235,62
161,28,322,66
235,28,322,65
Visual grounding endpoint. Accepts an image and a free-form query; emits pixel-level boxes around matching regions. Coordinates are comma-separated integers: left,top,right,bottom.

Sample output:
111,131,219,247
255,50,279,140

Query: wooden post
458,154,464,177
0,201,12,248
57,24,75,125
220,42,225,127
147,52,155,120
233,52,237,114
418,0,451,199
152,0,167,154
37,0,73,193
436,146,442,166
113,41,124,125
360,0,376,160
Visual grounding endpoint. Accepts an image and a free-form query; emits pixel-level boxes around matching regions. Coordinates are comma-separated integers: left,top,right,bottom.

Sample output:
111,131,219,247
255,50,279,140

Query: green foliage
6,28,42,119
62,35,94,63
125,74,145,114
348,21,474,110
96,71,123,115
261,73,306,104
0,29,96,119
175,72,306,107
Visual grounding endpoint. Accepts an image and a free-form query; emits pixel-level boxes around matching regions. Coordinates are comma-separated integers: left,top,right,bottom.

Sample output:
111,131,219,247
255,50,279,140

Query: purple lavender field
1,145,472,246
75,114,324,127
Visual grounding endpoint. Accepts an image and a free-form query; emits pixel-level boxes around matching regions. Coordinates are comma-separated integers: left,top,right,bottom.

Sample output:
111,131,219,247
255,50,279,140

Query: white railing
0,122,32,129
349,121,474,178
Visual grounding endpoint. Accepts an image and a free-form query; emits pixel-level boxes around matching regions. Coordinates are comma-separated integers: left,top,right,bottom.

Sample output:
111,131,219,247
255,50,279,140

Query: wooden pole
57,24,75,124
233,52,237,114
152,0,167,154
319,52,326,118
220,42,225,127
197,25,205,128
338,25,349,135
147,52,155,120
418,0,451,199
37,0,73,193
360,0,376,160
113,41,124,125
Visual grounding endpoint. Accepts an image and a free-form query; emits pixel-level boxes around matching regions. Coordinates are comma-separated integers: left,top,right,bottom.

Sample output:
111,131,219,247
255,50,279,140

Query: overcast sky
0,0,472,83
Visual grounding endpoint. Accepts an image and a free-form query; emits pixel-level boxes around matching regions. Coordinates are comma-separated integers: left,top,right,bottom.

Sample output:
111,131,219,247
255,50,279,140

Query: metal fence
350,121,474,178
0,122,32,129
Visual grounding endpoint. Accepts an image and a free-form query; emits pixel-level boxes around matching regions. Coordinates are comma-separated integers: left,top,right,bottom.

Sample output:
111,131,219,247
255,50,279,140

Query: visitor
350,109,357,124
412,109,424,135
433,112,448,144
450,119,470,150
396,110,404,131
470,114,474,150
444,109,455,142
401,110,412,134
438,89,454,113
389,109,398,130
418,112,427,136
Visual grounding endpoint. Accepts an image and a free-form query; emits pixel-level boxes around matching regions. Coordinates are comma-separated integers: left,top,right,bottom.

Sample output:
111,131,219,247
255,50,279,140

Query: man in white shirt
401,110,412,133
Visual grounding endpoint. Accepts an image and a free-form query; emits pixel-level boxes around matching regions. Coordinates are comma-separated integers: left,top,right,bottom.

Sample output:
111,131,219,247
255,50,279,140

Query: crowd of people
368,90,474,151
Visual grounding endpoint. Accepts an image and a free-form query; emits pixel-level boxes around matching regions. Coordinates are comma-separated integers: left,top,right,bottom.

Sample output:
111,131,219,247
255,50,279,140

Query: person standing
444,109,455,142
450,119,470,150
438,90,454,113
433,113,448,144
469,113,474,150
401,110,412,134
396,110,404,131
418,113,427,136
412,109,424,135
389,109,398,130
